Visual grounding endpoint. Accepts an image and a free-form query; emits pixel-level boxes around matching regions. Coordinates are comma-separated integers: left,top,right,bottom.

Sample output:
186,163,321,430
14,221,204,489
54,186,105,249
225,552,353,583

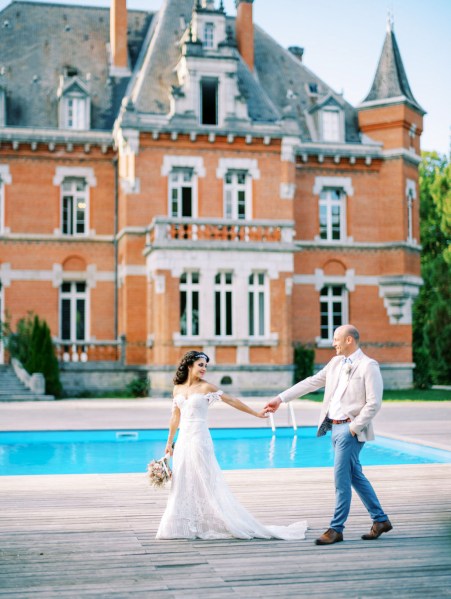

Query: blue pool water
1,427,450,476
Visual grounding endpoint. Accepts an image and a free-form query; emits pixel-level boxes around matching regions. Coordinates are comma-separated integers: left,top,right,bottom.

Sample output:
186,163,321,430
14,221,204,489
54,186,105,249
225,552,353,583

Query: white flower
345,364,352,377
147,457,172,488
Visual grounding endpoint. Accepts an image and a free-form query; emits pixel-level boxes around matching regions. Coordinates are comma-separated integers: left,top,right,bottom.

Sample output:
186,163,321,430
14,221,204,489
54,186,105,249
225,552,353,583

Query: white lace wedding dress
156,390,308,540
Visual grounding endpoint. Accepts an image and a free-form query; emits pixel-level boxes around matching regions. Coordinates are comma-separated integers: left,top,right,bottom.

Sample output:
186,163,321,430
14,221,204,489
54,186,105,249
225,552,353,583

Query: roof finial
386,8,394,32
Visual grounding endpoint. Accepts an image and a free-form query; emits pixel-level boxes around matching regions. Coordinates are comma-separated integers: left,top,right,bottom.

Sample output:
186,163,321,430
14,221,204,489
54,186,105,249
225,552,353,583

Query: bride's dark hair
173,350,210,385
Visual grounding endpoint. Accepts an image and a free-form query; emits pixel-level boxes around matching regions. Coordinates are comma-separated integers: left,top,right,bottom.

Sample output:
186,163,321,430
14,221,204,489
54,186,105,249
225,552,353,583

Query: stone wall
60,362,148,396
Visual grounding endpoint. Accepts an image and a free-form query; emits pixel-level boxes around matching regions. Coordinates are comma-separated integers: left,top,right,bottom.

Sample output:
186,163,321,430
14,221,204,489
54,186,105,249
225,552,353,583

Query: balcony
145,217,295,251
54,337,126,364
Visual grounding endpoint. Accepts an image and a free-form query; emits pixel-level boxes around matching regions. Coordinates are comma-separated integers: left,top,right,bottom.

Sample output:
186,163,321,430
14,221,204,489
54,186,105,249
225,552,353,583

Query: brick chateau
0,0,424,394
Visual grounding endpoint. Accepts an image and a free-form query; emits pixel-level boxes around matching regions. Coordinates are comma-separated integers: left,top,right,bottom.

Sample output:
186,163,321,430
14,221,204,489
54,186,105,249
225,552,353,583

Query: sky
1,0,450,155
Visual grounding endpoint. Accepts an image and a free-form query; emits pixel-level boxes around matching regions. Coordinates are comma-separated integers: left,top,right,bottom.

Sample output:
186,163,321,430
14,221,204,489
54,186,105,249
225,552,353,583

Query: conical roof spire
362,26,425,114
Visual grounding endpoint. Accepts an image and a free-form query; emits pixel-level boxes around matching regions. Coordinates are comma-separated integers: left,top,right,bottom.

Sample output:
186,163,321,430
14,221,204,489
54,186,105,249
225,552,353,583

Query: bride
156,350,308,540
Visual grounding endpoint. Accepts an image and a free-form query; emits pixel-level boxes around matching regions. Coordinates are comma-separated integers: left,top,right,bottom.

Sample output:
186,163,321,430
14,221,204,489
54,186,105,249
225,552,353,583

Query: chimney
235,0,254,72
110,0,128,72
288,46,304,62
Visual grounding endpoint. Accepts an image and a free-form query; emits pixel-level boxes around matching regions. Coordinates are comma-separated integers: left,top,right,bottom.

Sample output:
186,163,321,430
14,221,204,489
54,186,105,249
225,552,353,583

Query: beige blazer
280,350,383,442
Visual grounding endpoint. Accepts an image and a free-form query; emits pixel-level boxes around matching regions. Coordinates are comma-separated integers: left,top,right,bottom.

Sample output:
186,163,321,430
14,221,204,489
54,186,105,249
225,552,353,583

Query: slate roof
1,0,417,142
362,26,425,114
253,24,361,142
126,0,280,124
0,1,152,130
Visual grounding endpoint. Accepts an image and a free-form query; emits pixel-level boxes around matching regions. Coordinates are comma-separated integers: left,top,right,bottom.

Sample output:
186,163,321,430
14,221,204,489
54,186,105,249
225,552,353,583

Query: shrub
125,376,149,398
293,343,314,383
8,313,62,398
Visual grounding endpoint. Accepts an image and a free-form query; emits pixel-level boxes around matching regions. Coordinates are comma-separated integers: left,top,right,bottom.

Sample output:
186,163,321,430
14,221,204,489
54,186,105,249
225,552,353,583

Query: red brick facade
0,1,424,392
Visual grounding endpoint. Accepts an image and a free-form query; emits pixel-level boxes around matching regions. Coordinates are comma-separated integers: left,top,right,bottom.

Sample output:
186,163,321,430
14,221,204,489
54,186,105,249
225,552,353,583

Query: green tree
8,313,63,397
413,152,451,387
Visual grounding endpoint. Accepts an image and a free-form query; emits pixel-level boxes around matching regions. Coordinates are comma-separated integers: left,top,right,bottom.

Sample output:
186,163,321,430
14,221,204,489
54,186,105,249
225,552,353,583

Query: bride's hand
165,444,174,456
256,409,269,419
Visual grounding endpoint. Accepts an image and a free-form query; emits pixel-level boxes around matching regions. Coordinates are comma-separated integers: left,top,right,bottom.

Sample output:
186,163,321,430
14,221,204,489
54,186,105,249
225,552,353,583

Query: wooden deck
1,464,451,598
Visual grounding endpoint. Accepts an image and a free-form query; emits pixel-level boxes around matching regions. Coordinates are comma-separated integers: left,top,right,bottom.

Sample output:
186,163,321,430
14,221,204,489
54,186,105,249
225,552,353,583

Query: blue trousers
330,423,388,533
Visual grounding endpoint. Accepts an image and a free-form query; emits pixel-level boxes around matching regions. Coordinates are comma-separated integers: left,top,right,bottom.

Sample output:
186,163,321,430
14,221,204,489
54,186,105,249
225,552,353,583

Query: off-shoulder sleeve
205,390,223,406
171,396,180,412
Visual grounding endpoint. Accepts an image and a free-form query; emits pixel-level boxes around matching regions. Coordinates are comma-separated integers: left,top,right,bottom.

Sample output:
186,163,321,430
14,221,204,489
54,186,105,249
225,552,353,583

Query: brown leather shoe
315,528,343,545
362,519,393,540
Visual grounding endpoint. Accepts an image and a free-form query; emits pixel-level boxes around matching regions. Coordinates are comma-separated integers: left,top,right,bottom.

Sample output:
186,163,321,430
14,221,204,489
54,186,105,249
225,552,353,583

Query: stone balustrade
53,336,126,364
147,217,294,246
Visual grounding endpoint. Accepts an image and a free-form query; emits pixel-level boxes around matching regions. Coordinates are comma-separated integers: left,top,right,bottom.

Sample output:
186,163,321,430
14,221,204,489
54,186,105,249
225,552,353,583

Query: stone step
0,394,55,401
0,389,33,394
0,364,54,401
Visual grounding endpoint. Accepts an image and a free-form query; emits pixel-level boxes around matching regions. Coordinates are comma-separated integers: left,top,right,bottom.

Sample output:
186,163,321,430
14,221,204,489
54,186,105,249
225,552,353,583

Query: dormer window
321,108,340,142
204,22,214,48
308,83,318,94
64,66,79,78
309,94,345,143
57,75,91,131
64,95,88,129
200,78,218,126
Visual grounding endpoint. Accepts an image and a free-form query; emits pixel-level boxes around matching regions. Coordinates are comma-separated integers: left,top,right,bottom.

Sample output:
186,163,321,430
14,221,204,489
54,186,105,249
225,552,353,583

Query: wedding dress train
156,391,308,540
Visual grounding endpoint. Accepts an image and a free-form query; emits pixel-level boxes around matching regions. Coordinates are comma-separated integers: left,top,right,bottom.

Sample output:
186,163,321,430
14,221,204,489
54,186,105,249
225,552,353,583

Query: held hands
263,396,282,414
256,409,270,419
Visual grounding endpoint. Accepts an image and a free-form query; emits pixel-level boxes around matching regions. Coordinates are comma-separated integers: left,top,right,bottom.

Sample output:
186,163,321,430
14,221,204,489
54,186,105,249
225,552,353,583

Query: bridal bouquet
147,454,172,488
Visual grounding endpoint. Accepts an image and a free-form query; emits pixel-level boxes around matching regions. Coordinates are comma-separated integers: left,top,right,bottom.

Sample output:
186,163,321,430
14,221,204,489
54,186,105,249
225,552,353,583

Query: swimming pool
1,427,450,476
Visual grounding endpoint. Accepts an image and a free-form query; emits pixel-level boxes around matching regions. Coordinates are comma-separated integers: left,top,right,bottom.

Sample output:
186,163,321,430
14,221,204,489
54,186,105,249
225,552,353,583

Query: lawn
304,388,451,402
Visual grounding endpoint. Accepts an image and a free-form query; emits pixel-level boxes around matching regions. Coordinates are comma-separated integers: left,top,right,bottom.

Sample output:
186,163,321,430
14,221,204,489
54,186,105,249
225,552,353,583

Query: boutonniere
345,363,352,378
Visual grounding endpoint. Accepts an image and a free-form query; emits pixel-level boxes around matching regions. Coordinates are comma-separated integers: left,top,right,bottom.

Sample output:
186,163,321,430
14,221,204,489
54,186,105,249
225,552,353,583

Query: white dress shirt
327,348,362,420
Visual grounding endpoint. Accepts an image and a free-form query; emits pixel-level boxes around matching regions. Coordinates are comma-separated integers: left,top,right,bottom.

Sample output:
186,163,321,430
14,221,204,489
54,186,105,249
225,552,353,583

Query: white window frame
60,281,88,342
215,271,233,337
180,272,200,337
61,178,89,236
319,188,346,241
0,165,12,234
0,280,4,364
203,22,214,49
319,285,348,343
224,170,251,220
248,272,269,338
321,108,341,142
0,178,4,235
169,168,195,218
200,77,219,127
62,93,89,130
406,179,417,243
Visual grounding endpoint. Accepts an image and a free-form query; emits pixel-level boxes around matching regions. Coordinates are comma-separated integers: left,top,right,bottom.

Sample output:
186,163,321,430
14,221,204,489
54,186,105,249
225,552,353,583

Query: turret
358,18,425,154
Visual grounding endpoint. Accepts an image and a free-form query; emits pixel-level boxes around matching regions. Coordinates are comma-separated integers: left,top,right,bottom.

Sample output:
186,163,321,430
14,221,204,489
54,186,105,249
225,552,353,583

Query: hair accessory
194,352,209,361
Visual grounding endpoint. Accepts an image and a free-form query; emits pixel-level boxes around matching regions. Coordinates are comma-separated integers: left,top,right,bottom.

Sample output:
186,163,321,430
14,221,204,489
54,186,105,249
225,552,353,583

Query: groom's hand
264,396,282,413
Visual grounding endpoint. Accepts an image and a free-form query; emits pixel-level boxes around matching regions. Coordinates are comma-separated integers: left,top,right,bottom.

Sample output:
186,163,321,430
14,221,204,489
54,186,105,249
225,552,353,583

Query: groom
265,324,392,545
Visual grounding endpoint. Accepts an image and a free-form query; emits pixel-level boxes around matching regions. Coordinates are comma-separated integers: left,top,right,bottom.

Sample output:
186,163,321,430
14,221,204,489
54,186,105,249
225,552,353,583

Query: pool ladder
268,403,297,432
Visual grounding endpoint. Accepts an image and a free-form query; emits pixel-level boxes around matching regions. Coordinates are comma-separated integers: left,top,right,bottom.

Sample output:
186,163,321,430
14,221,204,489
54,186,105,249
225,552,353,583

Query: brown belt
330,418,351,424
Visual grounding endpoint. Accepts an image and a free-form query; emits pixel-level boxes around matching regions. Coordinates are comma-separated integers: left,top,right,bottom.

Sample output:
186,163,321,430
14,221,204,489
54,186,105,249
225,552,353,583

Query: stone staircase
0,364,54,401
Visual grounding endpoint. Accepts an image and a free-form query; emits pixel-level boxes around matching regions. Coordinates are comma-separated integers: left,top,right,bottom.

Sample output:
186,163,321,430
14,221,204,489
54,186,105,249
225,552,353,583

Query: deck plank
1,465,451,598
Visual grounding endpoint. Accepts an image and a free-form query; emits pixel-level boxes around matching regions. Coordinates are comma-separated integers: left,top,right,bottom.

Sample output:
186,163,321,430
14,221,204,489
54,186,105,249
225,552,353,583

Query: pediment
57,76,90,99
309,93,344,114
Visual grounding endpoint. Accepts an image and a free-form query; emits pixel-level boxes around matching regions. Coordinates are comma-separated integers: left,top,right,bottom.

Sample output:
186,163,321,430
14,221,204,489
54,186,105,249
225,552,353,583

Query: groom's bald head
333,324,360,357
338,324,360,345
